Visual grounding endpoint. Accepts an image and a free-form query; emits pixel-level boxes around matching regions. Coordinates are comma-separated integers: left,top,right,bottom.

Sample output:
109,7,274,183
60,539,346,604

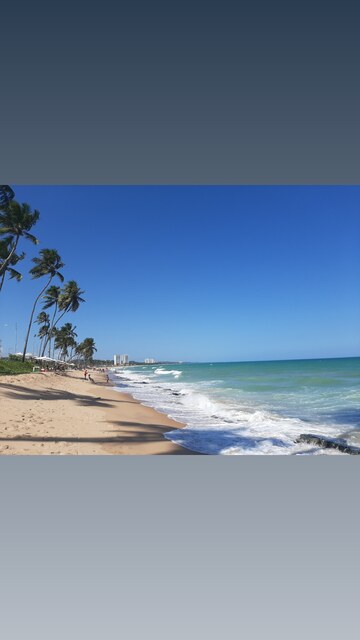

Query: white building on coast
114,354,129,365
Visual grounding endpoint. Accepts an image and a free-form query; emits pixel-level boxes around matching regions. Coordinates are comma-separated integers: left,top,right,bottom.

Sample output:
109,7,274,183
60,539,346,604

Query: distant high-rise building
144,358,156,364
114,354,129,366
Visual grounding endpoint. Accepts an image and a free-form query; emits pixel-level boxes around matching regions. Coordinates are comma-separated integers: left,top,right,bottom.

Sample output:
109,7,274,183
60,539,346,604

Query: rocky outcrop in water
296,433,360,455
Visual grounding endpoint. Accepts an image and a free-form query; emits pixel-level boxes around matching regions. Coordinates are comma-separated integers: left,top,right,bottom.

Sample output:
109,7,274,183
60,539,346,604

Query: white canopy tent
35,356,75,367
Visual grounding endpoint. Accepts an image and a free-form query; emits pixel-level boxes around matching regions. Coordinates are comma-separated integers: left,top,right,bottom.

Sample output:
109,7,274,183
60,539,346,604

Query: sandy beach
0,370,197,455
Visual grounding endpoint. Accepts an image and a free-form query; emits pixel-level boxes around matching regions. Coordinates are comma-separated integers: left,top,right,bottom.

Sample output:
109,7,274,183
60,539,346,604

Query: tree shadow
0,382,137,409
102,421,201,452
0,421,202,454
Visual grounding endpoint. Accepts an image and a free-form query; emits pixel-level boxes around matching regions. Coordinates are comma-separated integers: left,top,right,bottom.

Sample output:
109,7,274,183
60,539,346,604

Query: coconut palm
41,285,61,356
41,280,85,356
0,201,40,278
22,249,65,362
76,338,97,366
35,312,51,356
53,323,77,361
0,185,15,208
0,238,25,291
58,280,85,315
36,311,50,327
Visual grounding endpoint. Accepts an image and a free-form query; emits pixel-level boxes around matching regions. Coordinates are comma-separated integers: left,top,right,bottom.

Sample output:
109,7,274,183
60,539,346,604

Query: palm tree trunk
22,276,53,362
52,308,68,332
48,303,58,357
41,302,58,357
0,237,19,278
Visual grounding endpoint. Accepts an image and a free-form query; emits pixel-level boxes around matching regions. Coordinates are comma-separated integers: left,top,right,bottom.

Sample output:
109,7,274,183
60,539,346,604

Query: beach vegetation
22,249,65,362
0,358,33,376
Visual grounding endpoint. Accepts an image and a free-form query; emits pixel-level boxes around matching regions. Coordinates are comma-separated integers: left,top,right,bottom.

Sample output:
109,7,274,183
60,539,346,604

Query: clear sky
1,186,359,362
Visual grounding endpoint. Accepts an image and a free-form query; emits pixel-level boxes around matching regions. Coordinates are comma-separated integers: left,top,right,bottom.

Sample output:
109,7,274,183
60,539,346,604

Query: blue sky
1,186,359,361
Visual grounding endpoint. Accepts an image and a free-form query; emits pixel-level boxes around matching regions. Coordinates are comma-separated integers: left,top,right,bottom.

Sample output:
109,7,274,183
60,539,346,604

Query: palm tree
41,285,61,356
50,326,60,359
0,185,15,208
22,249,65,362
54,323,77,361
0,238,25,291
0,201,40,278
58,280,85,316
35,312,50,356
41,280,85,356
76,338,97,366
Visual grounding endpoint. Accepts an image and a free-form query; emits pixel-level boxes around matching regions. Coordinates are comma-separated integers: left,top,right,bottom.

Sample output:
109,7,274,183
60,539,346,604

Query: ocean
110,357,360,455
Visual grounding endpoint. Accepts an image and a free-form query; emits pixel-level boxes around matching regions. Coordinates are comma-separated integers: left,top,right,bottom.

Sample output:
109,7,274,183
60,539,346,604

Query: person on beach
88,374,95,383
84,369,88,380
106,374,109,383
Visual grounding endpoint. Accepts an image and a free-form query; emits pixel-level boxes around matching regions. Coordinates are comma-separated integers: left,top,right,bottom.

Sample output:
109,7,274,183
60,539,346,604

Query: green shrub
0,359,34,376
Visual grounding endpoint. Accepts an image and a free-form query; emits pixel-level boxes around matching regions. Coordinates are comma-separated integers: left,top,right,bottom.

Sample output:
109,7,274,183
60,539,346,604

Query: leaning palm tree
54,323,77,361
41,285,61,356
58,280,85,317
76,337,97,366
41,280,85,356
0,238,25,291
0,201,40,278
22,249,65,362
35,311,51,356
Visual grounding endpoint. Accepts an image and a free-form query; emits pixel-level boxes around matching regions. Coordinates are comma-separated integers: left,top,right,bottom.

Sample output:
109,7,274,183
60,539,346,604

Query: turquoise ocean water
111,357,360,454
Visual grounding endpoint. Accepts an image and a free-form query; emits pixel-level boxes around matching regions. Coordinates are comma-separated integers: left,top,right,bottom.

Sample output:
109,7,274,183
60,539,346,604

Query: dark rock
296,433,360,455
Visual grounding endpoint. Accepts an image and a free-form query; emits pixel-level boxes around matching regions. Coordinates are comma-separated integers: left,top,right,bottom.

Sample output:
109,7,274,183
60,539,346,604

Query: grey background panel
1,458,359,639
1,2,359,183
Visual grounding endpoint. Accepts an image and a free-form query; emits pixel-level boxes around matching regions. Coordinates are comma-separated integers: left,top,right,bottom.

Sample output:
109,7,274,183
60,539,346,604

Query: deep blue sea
111,358,360,454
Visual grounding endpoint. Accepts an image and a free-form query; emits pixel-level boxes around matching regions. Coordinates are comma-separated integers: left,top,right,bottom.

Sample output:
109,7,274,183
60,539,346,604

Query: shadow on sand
0,381,137,409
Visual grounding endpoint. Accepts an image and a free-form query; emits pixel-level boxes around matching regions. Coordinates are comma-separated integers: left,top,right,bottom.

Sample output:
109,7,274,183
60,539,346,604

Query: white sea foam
154,368,182,378
109,367,348,455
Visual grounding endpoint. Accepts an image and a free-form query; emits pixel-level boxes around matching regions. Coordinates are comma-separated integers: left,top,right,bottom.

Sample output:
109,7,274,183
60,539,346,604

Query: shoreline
0,370,200,455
